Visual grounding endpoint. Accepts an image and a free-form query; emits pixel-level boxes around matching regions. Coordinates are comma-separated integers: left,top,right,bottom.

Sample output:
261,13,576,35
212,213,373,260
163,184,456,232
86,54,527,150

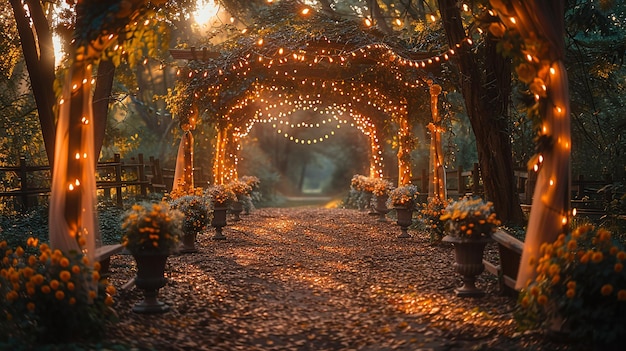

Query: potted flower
169,194,210,253
240,175,261,214
440,196,500,297
206,184,236,240
0,238,116,344
350,174,375,211
387,184,419,238
417,197,451,244
226,179,253,221
121,201,183,313
516,224,626,350
371,178,393,222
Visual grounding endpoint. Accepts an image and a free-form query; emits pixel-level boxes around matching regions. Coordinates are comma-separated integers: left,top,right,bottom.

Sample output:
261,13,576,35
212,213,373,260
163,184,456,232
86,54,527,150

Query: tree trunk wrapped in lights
49,60,98,261
428,83,446,201
488,0,571,289
173,107,197,194
397,114,412,186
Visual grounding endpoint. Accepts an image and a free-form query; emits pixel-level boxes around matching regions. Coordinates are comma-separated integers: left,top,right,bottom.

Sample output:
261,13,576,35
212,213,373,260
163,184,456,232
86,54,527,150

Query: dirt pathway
107,207,571,351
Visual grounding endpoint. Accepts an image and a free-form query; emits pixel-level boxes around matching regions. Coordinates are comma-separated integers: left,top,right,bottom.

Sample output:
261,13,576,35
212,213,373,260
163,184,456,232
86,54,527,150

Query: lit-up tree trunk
487,0,571,289
49,59,97,258
397,114,412,186
427,83,446,200
213,126,228,185
172,107,197,194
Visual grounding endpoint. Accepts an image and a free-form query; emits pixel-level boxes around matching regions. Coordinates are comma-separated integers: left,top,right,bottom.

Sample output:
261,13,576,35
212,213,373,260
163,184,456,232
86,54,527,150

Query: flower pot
443,235,492,297
374,195,390,222
132,252,169,313
394,206,413,238
211,206,228,240
180,231,198,253
230,201,243,222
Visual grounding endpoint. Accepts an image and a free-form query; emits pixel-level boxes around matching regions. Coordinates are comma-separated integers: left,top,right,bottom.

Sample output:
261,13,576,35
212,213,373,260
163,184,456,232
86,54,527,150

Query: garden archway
167,1,459,193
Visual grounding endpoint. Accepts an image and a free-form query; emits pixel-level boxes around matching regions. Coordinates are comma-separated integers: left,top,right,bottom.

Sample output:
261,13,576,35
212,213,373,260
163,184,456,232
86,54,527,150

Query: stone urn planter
132,252,170,313
211,206,228,240
179,231,199,253
230,200,244,222
394,206,413,238
443,235,492,297
374,194,391,222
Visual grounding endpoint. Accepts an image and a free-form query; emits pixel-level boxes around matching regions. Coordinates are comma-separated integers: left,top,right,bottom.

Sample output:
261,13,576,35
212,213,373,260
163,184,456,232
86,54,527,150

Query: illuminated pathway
107,208,570,351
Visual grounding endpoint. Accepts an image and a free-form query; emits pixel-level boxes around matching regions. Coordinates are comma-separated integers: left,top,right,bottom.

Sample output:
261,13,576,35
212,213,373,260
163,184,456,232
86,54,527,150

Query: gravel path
106,207,573,351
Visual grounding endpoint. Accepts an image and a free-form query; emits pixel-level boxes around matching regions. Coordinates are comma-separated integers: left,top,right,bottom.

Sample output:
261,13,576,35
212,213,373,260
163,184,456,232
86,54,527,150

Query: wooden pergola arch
168,0,455,194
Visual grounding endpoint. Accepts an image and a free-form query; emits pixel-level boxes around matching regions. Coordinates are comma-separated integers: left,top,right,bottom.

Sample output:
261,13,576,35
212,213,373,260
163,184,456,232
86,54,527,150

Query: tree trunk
437,0,525,226
10,0,57,165
93,60,116,160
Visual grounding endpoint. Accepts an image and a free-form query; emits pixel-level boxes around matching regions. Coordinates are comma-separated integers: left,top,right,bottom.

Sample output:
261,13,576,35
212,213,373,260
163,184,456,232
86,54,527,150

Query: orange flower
106,285,117,295
591,252,604,264
55,290,65,300
566,289,576,299
537,295,548,305
601,284,613,296
617,251,626,261
567,240,577,250
59,257,70,268
567,281,576,289
67,282,75,291
71,265,81,274
59,270,71,282
615,263,623,273
49,279,59,290
27,302,36,312
105,295,114,306
41,285,51,294
618,290,626,301
69,297,76,305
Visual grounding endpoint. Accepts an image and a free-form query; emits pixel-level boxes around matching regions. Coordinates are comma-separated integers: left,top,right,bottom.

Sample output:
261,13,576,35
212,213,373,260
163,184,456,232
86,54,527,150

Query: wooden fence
0,154,170,212
410,163,618,212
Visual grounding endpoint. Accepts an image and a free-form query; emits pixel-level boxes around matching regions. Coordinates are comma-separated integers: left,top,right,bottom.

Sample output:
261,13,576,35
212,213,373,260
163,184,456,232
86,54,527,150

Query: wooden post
114,153,122,206
472,163,480,195
19,156,28,212
457,165,464,195
138,154,147,196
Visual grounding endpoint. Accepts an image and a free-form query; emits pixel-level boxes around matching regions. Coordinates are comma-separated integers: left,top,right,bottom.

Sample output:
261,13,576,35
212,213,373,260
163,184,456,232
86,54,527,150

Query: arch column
172,107,197,194
397,113,412,186
428,83,446,200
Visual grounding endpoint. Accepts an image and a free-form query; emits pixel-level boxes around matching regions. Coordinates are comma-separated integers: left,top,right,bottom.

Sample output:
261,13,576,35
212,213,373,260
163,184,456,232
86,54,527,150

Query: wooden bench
484,229,523,296
94,244,124,276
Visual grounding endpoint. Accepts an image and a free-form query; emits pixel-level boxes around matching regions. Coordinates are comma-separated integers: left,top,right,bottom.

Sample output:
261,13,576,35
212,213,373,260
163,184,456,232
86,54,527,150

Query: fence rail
0,154,169,212
410,163,619,211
